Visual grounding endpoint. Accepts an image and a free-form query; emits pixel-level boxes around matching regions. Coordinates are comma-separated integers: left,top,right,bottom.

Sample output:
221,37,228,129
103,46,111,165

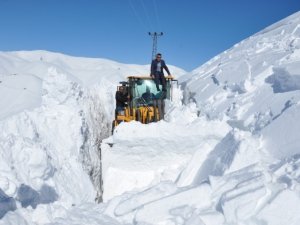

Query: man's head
119,86,126,93
156,53,162,61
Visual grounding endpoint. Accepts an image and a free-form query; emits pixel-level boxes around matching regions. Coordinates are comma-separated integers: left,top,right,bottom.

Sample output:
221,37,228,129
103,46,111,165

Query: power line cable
140,0,154,31
128,0,148,31
152,0,161,31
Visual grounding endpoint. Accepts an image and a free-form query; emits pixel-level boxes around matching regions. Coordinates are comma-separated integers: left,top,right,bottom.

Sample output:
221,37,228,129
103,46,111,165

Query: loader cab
112,76,176,132
128,76,172,107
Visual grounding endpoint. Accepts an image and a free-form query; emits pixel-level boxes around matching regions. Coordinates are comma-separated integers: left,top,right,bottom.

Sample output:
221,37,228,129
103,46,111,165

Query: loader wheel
136,110,141,122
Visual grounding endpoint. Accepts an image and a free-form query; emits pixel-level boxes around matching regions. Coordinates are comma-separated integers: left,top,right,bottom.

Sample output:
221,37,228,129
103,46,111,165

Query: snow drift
181,12,300,160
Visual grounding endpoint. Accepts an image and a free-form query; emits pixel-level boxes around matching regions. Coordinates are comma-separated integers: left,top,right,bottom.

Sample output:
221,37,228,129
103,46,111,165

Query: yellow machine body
112,76,176,131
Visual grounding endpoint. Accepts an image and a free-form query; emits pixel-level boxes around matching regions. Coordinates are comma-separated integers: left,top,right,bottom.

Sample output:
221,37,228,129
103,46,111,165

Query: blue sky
0,0,299,71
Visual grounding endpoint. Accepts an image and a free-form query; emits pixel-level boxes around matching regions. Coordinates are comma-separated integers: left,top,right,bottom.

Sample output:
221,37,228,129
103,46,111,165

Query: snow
0,50,186,223
257,190,300,225
0,50,186,120
1,11,300,225
101,108,230,201
262,102,300,159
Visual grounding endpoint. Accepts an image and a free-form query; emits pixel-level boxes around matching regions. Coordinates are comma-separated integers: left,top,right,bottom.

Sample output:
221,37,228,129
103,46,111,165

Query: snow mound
180,11,300,161
101,103,231,201
0,68,97,217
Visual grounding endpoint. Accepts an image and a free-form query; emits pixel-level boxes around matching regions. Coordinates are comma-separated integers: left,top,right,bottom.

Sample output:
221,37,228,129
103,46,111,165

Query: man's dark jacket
116,91,128,108
151,59,171,76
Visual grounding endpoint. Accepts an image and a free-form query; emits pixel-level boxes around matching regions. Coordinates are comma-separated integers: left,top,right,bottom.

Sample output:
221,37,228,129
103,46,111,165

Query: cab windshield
131,78,171,106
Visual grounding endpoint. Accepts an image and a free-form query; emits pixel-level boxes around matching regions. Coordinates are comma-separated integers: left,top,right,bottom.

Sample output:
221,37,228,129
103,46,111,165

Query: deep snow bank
0,50,186,221
0,68,97,215
0,75,89,225
180,11,300,160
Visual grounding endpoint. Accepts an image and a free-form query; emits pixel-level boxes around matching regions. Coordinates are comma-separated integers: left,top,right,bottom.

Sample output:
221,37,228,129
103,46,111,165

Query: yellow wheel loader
112,76,177,132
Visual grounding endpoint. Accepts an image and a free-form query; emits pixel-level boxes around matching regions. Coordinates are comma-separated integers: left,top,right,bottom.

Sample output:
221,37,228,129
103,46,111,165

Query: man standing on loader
150,53,171,92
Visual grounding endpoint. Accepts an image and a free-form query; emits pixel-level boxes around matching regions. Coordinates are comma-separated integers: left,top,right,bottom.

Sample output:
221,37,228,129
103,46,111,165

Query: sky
0,0,299,71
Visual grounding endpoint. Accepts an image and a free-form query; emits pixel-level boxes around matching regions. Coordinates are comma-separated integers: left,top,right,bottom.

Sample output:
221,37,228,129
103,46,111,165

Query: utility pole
148,32,163,60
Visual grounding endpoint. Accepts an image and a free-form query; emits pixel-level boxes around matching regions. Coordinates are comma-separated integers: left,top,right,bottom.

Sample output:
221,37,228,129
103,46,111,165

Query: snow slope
181,12,300,160
0,51,185,120
1,11,300,225
99,11,300,225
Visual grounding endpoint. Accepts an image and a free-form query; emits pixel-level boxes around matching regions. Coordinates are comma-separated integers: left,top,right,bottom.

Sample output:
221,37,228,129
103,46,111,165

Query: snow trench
80,83,113,202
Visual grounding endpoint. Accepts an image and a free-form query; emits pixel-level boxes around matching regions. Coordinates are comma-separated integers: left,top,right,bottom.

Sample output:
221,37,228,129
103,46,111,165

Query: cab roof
127,75,175,80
